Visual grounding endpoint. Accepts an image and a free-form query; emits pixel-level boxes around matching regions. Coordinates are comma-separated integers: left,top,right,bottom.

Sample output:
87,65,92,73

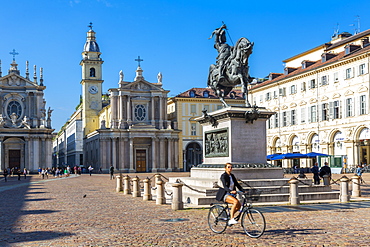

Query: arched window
189,90,195,98
90,68,96,77
203,91,209,98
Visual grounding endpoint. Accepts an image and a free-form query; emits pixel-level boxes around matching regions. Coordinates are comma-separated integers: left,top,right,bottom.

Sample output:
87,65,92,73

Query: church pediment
122,80,163,91
0,73,39,88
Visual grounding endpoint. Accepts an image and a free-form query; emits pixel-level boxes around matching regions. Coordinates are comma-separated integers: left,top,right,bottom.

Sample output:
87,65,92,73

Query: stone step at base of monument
183,191,342,206
169,177,314,188
176,183,333,197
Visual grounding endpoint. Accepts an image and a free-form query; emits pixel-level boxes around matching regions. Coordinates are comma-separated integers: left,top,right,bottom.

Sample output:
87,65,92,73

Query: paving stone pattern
1,173,370,246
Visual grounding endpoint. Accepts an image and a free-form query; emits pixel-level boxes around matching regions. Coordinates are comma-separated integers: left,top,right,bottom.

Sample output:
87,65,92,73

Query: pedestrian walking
110,165,114,179
41,168,45,179
88,165,94,176
312,163,320,185
3,168,8,182
17,169,21,180
38,167,42,177
356,164,364,177
23,168,27,179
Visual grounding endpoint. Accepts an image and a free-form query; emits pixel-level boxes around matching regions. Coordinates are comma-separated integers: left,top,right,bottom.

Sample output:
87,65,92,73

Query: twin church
52,26,181,173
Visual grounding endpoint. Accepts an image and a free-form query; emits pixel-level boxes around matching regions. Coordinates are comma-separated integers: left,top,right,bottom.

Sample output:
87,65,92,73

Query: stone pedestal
195,106,280,177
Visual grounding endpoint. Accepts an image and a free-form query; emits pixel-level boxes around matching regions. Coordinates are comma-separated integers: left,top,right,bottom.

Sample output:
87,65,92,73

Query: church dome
83,30,100,52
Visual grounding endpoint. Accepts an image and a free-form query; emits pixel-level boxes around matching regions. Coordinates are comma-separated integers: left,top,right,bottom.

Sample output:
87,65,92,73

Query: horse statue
207,25,254,107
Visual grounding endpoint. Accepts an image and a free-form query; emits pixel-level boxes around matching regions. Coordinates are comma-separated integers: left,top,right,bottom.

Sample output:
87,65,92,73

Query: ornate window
134,104,146,121
7,100,22,119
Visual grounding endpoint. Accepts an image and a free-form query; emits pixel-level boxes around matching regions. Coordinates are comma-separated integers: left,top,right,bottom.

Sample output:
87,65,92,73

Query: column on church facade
100,138,106,169
129,138,135,172
119,92,124,128
127,96,132,126
159,137,165,171
123,138,129,171
32,138,39,170
159,96,163,129
151,137,158,172
174,138,179,170
110,92,118,128
167,138,173,171
118,137,123,171
106,138,111,169
41,138,46,169
151,96,155,126
112,137,117,169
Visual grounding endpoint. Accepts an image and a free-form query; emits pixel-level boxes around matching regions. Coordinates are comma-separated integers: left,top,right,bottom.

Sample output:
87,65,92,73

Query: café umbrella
270,153,306,160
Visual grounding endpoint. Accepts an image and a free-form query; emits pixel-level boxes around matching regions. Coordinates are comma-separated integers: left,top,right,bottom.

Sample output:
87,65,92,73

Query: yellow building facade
167,88,245,171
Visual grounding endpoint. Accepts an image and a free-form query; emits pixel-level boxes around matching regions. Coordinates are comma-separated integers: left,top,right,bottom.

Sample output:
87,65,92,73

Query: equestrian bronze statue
207,24,254,107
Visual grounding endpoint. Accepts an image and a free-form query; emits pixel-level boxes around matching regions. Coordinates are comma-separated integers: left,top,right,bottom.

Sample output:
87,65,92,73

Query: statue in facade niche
22,116,31,129
207,24,254,107
47,107,53,120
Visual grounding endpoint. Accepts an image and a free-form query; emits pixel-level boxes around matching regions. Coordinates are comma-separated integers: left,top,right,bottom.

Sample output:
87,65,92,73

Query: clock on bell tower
80,22,104,136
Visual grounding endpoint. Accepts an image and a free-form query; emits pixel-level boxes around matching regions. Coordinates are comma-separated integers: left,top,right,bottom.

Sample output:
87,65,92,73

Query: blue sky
0,0,369,131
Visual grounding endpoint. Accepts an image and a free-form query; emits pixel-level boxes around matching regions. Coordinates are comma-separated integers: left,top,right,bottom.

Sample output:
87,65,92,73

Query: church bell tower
80,23,104,136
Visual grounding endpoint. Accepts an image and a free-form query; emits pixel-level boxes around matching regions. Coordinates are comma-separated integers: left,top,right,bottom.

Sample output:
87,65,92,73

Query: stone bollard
156,176,166,205
132,176,141,197
123,175,131,195
323,175,330,186
143,178,152,201
116,175,123,192
154,174,161,185
351,175,361,197
289,177,300,205
340,176,350,202
171,181,184,210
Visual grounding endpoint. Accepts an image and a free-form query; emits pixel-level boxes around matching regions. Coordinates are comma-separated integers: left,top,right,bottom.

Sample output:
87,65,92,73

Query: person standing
23,168,27,179
110,165,114,180
319,162,332,185
17,169,21,180
216,163,245,226
3,168,8,182
356,164,363,177
312,163,320,185
88,165,94,176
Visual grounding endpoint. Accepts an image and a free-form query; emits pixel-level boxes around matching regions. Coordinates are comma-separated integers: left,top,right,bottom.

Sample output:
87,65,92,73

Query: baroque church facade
53,26,180,172
0,58,54,172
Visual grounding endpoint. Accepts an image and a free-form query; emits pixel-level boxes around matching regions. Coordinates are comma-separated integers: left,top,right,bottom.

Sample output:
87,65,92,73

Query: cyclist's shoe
228,218,238,226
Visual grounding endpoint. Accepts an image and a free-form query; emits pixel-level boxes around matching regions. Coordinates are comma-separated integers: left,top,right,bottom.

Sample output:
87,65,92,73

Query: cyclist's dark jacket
216,172,244,201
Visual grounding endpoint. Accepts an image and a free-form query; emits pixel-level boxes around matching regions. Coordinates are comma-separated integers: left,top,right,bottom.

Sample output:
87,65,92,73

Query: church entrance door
9,149,21,170
136,149,146,172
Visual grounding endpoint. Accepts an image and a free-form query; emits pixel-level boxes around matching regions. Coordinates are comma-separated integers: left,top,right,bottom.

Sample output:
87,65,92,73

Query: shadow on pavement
0,176,74,246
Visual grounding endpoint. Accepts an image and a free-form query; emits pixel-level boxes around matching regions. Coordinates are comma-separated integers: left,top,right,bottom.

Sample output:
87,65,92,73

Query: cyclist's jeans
223,192,236,202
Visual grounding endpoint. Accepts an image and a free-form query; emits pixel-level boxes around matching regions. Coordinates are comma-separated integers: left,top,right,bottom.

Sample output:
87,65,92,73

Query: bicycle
207,189,266,238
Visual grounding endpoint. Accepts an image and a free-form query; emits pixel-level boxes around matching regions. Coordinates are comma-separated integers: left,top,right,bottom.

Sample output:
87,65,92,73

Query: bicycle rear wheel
208,205,228,234
241,208,266,238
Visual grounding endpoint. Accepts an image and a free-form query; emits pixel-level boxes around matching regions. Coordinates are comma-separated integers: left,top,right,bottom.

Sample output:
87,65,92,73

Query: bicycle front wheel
241,208,266,238
208,205,228,234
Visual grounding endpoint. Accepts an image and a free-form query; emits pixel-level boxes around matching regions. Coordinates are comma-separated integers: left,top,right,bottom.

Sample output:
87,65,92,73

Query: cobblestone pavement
1,172,370,246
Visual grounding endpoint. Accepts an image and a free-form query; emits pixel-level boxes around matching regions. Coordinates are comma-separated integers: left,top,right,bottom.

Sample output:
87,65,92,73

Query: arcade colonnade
269,126,370,170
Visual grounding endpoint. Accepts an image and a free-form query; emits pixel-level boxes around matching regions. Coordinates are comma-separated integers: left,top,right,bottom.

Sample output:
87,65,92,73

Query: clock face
89,85,98,94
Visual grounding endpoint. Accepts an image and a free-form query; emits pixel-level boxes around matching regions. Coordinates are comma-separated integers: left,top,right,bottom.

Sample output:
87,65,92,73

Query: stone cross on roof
135,56,143,67
9,49,19,61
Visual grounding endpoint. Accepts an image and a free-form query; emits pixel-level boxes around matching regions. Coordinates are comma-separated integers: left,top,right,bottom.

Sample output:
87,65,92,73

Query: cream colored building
250,30,370,173
167,88,244,171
